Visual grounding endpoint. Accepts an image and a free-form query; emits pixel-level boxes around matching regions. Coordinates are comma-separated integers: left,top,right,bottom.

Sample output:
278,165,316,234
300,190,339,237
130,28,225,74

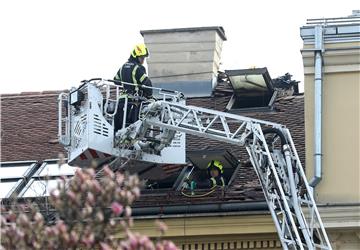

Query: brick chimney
140,27,226,97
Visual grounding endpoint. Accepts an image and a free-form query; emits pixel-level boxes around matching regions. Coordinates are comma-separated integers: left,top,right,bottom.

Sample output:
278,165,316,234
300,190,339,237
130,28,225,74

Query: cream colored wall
130,214,277,237
128,214,282,249
328,230,360,250
125,206,360,249
303,41,360,203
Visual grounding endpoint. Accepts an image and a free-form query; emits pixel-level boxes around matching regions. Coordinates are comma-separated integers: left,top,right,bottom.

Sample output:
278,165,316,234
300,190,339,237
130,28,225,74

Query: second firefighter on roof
184,160,226,190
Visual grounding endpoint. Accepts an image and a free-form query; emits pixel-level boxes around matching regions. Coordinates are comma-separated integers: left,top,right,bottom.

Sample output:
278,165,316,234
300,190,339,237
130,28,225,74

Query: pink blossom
155,220,168,234
132,187,140,198
93,180,102,193
111,202,123,216
157,241,178,250
52,184,61,194
125,206,132,217
139,235,150,245
100,242,112,250
1,167,178,249
116,173,124,184
70,231,79,243
86,192,95,205
96,211,104,222
34,212,44,225
76,169,85,182
56,221,67,234
103,166,115,179
86,168,95,176
7,211,17,222
67,190,76,202
163,241,178,250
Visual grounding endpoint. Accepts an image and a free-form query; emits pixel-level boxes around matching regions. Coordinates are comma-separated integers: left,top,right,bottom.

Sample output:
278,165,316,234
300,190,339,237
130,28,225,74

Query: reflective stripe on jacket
210,176,225,188
114,57,152,97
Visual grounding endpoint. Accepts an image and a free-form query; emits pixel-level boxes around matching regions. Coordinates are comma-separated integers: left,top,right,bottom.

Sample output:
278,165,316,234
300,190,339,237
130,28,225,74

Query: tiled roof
0,84,305,207
1,92,65,162
146,82,305,207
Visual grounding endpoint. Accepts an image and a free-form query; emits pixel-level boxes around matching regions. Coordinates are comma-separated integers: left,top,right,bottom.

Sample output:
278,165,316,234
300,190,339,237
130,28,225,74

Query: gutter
131,201,268,217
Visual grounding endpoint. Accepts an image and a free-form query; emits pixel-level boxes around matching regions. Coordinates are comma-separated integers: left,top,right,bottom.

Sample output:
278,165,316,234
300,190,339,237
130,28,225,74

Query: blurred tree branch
1,165,177,250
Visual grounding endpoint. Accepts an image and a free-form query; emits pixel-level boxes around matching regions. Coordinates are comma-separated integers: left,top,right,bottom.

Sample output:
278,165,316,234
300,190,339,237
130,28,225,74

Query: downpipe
309,25,324,189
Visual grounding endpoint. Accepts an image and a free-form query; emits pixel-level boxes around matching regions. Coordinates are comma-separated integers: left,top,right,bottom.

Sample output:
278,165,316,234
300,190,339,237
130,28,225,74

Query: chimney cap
140,26,227,41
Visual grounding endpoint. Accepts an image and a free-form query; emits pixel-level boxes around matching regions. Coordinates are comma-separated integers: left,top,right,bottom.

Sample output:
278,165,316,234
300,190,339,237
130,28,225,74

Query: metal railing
101,79,184,129
58,78,185,144
306,14,360,26
58,92,70,146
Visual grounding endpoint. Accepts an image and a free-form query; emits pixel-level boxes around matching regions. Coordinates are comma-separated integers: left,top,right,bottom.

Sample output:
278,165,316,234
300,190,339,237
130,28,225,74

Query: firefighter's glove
182,182,189,190
182,178,191,189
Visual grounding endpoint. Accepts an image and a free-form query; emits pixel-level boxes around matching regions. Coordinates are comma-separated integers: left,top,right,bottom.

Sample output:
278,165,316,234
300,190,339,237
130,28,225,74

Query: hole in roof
184,150,240,190
125,150,241,192
121,161,185,191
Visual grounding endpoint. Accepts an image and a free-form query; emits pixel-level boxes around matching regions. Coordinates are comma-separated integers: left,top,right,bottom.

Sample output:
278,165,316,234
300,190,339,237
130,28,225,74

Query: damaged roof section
214,68,300,112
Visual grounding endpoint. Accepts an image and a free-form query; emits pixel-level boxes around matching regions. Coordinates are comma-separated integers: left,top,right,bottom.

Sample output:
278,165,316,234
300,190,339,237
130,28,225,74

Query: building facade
300,11,360,249
1,15,360,249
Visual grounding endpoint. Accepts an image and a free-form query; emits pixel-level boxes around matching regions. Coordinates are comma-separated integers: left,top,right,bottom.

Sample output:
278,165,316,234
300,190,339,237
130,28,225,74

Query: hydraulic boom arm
119,99,332,250
59,80,332,249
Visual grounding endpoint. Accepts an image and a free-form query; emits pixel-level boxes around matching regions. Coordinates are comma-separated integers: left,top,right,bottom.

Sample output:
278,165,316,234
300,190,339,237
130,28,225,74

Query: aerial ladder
58,79,332,250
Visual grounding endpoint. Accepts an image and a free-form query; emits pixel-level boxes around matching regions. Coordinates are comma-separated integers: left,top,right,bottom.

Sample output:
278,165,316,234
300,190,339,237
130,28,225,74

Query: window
225,68,276,111
0,182,19,199
0,160,78,199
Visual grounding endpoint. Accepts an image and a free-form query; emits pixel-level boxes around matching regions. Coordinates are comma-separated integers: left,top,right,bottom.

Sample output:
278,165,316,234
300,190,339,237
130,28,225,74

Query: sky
0,0,358,94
